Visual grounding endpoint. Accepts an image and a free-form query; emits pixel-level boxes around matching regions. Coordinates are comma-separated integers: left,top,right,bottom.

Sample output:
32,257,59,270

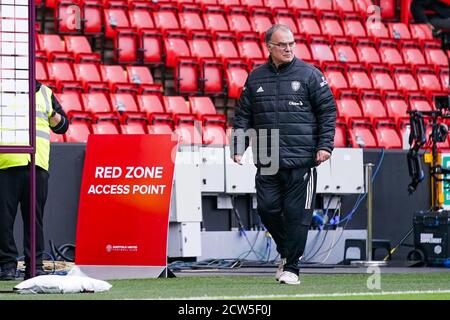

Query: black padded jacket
232,57,337,169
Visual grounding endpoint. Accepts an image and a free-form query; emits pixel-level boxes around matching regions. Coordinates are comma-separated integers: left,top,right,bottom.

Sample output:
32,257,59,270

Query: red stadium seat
297,17,321,37
56,1,82,34
242,0,264,6
148,123,174,134
179,9,205,32
213,33,240,60
249,11,273,34
115,31,139,64
110,93,139,113
273,10,299,34
310,39,335,63
388,23,411,40
138,94,165,114
203,7,229,32
366,21,389,39
73,63,108,92
373,118,402,149
92,122,120,134
65,121,91,142
285,0,309,9
189,33,215,59
346,65,373,91
189,96,217,117
379,0,396,19
84,0,103,35
201,58,225,96
202,124,228,145
64,36,101,63
293,38,312,61
360,98,388,120
101,65,135,92
410,97,433,112
379,45,404,66
173,124,202,145
371,68,396,92
174,58,200,95
153,10,180,30
163,96,190,115
56,92,84,113
334,42,358,63
334,118,348,147
416,69,442,92
141,29,164,66
237,35,264,60
424,48,449,68
333,0,354,12
336,98,362,121
129,7,155,31
394,69,419,92
82,92,112,113
164,31,191,68
409,24,433,41
227,13,253,33
36,61,48,81
264,0,286,9
324,68,349,95
343,18,367,38
356,45,381,66
348,118,378,148
402,46,427,66
126,66,155,85
47,62,82,92
120,123,147,134
385,97,408,122
38,34,73,62
320,19,344,38
309,0,332,11
226,62,248,99
104,7,131,38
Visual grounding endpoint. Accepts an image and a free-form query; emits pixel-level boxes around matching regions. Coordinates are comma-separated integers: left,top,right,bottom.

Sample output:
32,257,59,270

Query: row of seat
336,116,450,150
51,0,377,35
46,0,374,13
59,114,441,150
60,120,228,145
36,61,162,93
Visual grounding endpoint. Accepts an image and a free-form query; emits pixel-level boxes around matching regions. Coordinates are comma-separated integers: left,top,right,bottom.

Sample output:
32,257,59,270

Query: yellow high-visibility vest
0,85,53,171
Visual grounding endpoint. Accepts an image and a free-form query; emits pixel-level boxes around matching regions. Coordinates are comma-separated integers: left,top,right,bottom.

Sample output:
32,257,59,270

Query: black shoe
0,268,17,281
24,268,47,280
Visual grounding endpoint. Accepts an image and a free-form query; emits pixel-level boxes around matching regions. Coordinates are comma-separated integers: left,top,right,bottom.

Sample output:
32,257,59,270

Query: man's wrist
50,110,56,118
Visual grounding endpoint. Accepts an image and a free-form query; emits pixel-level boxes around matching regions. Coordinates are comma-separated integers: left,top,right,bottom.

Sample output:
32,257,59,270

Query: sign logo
291,81,301,92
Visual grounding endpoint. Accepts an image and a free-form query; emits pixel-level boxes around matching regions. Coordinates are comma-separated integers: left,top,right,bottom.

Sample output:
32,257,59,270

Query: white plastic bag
14,266,112,294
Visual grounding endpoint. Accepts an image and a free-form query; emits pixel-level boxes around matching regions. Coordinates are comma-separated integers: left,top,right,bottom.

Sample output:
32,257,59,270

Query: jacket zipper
275,72,280,129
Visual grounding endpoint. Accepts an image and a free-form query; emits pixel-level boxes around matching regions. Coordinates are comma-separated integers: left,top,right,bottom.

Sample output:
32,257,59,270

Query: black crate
413,210,450,265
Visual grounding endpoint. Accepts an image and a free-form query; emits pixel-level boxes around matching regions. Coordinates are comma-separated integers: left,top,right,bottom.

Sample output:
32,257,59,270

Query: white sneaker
275,258,286,281
279,271,300,285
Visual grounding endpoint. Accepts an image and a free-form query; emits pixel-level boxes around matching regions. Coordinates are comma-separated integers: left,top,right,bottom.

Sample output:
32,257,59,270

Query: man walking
232,25,336,285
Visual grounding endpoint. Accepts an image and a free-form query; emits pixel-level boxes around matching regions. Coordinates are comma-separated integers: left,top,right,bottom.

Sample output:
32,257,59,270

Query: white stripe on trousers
305,168,314,210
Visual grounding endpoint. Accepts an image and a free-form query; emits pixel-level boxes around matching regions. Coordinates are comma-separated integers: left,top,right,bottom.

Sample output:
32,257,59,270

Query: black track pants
256,167,316,275
0,166,48,269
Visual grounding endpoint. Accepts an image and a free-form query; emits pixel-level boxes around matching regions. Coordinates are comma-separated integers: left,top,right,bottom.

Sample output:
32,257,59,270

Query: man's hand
49,109,62,128
233,155,243,165
316,150,331,165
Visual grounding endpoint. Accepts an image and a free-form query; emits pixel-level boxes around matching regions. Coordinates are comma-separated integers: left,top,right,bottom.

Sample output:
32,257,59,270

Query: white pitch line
149,289,450,300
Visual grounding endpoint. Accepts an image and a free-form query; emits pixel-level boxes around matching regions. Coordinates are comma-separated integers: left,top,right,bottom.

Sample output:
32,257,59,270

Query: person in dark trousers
0,81,69,280
232,25,336,285
411,0,450,36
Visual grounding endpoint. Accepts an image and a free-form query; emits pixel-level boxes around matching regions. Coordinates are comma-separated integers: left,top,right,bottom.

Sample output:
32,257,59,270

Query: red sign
75,134,177,273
